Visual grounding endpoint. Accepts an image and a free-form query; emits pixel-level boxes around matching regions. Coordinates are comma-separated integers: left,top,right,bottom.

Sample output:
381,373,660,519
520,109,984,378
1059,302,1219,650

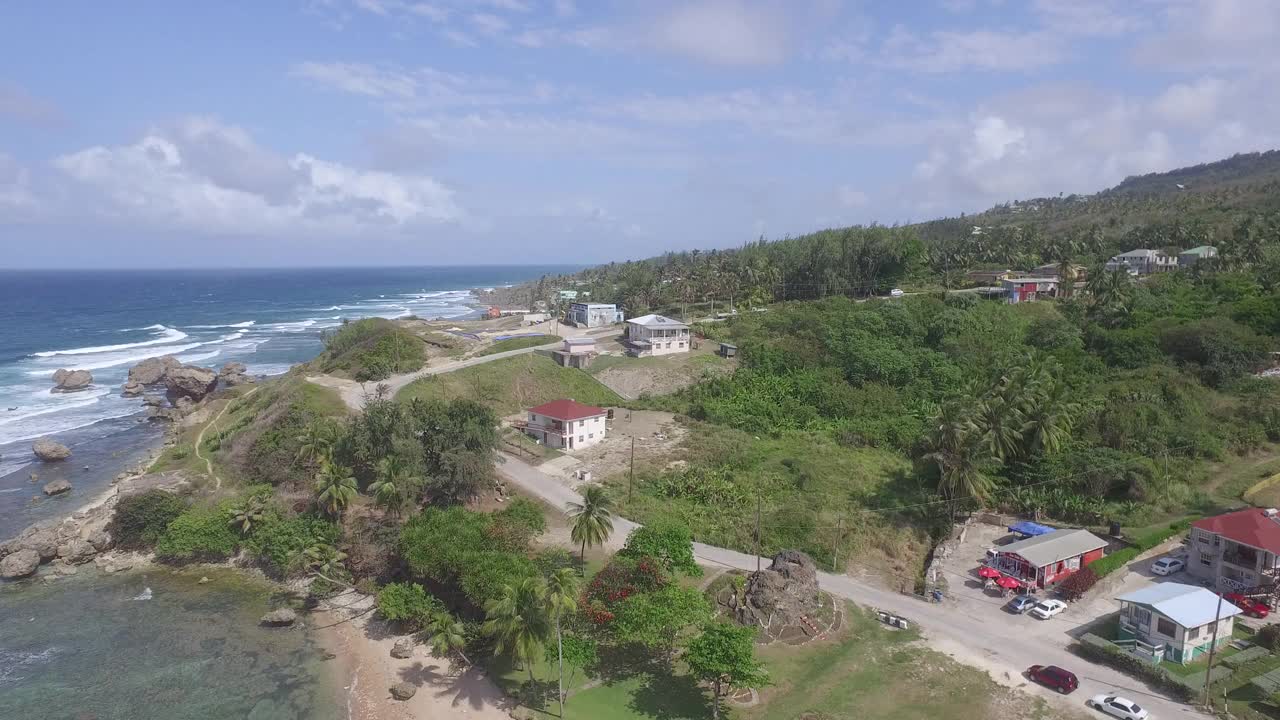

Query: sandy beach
317,588,515,720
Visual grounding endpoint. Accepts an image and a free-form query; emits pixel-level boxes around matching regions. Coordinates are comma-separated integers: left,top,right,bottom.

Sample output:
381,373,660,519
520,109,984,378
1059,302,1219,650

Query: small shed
719,343,738,358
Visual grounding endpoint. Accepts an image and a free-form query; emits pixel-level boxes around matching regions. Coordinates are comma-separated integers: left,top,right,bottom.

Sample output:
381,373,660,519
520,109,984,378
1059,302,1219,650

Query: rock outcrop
727,550,822,640
218,362,253,386
0,549,40,579
17,528,59,562
164,365,218,404
51,369,93,393
128,356,180,386
390,682,417,701
42,479,71,496
32,438,71,462
390,638,415,659
261,608,298,626
57,539,96,565
87,529,113,552
122,380,144,397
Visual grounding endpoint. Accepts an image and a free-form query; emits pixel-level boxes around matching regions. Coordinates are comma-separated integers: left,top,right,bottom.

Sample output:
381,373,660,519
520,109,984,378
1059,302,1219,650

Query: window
665,342,671,348
588,433,594,439
1067,557,1080,571
578,420,585,428
1201,554,1215,566
529,413,536,422
578,435,584,442
678,342,684,348
1157,617,1177,637
1187,625,1200,640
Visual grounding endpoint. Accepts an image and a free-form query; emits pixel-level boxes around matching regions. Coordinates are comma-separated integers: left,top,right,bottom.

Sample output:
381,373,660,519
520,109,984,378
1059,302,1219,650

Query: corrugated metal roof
1116,583,1241,628
528,399,607,421
1193,508,1280,552
1001,528,1108,567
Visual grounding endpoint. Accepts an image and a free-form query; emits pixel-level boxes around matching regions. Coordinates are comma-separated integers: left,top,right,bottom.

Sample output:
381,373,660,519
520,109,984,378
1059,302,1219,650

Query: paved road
309,340,563,411
497,452,1207,720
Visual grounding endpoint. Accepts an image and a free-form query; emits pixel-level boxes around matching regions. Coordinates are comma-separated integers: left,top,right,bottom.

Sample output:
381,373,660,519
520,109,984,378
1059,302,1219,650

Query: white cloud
880,26,1065,72
51,118,461,235
1154,77,1229,126
1136,0,1280,70
0,152,36,211
470,12,509,36
1032,0,1143,37
292,62,418,100
654,0,790,66
835,185,868,208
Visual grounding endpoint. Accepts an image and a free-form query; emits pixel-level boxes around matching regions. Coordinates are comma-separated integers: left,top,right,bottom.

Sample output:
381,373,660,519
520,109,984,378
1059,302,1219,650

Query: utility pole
628,436,636,504
754,493,762,574
1202,589,1225,708
832,518,844,573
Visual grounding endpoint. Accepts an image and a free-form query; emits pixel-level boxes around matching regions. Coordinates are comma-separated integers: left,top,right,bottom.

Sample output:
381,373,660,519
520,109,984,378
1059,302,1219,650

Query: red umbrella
996,576,1022,590
978,566,1001,579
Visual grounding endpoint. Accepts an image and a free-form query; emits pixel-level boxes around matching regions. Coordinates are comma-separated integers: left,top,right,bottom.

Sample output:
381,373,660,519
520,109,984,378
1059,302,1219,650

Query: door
568,436,574,449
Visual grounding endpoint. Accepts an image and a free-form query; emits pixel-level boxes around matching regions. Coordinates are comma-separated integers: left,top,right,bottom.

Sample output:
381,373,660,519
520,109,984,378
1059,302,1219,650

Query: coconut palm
228,496,267,535
545,568,581,717
928,432,996,508
313,461,358,520
295,419,337,468
566,485,614,562
977,392,1026,462
426,610,470,667
1021,378,1078,457
369,455,419,516
484,577,551,684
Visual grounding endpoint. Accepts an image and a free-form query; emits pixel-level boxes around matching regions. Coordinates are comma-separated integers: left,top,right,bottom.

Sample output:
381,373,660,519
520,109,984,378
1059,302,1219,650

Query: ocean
0,266,571,539
0,265,570,720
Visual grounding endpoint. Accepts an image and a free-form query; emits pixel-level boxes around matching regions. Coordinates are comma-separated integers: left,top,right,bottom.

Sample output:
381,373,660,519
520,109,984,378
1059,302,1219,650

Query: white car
1030,599,1068,619
1087,694,1149,720
889,288,905,297
1150,557,1185,576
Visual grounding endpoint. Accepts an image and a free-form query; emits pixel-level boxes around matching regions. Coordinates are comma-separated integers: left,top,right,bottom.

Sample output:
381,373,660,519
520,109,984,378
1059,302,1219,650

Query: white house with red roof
522,399,608,451
1187,507,1280,591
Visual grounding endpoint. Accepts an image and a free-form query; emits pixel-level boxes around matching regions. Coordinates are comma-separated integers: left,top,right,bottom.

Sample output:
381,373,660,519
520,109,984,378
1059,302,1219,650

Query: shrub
107,490,189,550
1257,624,1280,651
155,507,240,563
376,582,445,630
246,513,340,577
1075,634,1193,701
619,518,702,576
400,506,538,607
1090,521,1189,579
582,556,669,625
1056,567,1098,601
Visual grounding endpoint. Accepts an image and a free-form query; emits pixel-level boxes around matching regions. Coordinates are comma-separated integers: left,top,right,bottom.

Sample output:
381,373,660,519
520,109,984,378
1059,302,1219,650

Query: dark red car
1225,593,1271,619
1027,665,1079,694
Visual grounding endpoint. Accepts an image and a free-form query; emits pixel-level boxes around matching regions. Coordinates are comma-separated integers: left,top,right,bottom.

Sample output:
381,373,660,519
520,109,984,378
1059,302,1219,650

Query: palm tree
228,496,267,535
566,485,614,562
928,432,995,508
426,610,471,667
977,392,1026,462
314,461,358,520
484,577,551,685
1021,378,1078,457
546,568,581,717
369,456,419,517
295,420,336,469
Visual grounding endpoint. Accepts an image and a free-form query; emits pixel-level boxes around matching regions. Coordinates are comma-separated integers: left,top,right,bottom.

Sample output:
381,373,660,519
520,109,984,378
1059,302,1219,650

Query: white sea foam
187,320,255,329
25,342,205,373
31,326,189,357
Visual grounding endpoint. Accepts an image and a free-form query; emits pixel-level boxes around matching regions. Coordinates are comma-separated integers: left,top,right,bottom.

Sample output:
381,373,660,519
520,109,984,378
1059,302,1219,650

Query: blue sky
1,0,1277,268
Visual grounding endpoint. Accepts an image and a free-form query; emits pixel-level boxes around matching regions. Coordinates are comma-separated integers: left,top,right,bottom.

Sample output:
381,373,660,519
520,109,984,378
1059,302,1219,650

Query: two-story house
1104,249,1177,276
1187,508,1280,592
521,399,608,451
566,302,623,328
1116,583,1241,664
624,314,691,356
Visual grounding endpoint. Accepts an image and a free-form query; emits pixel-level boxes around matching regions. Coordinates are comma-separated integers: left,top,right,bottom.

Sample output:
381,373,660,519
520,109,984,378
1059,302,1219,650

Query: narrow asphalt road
496,452,1208,720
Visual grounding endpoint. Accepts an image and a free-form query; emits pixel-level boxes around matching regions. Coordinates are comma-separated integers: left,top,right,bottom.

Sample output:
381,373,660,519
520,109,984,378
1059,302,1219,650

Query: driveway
497,452,1210,720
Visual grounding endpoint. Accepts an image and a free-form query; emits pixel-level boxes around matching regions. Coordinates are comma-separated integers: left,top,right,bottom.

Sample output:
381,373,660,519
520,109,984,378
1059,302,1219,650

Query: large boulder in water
51,369,93,393
260,608,298,626
165,365,218,404
42,479,71,496
57,539,97,565
128,356,180,386
0,549,41,579
18,529,59,562
218,361,253,387
32,438,71,462
121,380,145,397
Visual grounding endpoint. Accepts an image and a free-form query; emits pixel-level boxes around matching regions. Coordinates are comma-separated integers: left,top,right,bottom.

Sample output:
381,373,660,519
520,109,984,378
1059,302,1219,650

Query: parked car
890,288,905,297
1006,595,1039,614
1150,557,1185,576
1224,592,1270,619
1027,665,1079,694
1087,694,1148,720
1030,599,1068,619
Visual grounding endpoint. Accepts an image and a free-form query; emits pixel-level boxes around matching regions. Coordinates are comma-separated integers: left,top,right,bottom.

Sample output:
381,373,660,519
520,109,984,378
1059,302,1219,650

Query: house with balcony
624,314,691,357
520,399,608,451
1104,249,1178,276
1187,508,1280,592
1116,583,1241,664
988,528,1108,588
566,302,623,328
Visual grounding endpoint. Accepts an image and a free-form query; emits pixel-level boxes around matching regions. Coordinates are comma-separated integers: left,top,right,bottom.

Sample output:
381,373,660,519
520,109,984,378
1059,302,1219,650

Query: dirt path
195,386,259,491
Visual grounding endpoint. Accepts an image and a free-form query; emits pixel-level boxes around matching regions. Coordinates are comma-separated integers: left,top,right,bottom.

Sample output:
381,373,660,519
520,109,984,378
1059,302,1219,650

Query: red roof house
1188,508,1280,591
523,399,609,452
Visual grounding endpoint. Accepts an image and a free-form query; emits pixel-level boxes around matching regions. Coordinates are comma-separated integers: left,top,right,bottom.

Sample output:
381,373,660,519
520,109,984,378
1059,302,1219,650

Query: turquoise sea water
0,567,342,720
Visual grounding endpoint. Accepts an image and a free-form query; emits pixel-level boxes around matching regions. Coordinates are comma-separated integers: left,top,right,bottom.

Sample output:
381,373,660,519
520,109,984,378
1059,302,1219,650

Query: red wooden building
991,528,1108,588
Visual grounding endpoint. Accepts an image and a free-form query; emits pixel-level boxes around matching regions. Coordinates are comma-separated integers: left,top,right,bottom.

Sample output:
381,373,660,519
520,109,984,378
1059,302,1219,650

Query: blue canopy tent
1008,521,1055,538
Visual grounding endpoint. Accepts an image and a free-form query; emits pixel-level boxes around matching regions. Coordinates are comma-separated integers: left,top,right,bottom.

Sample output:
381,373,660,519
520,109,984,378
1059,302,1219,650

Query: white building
1105,249,1177,275
1116,583,1241,664
522,399,608,451
562,337,595,354
566,302,623,328
624,314,691,356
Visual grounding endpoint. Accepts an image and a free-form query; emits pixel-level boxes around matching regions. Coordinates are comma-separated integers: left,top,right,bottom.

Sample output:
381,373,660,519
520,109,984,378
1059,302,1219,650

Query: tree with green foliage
484,577,551,684
155,506,240,563
611,585,711,660
546,567,581,716
369,455,420,516
376,582,445,630
313,461,358,520
685,621,769,720
426,610,471,667
567,485,614,562
618,518,702,577
228,495,268,536
295,418,339,469
545,633,597,703
106,490,189,550
400,506,541,608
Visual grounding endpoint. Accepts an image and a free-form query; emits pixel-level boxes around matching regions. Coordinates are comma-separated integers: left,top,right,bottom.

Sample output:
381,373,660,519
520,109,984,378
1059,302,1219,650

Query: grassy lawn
481,334,559,356
395,353,623,415
1212,648,1280,719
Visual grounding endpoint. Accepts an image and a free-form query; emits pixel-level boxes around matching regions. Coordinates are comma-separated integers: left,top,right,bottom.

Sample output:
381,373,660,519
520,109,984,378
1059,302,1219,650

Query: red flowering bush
580,556,669,625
